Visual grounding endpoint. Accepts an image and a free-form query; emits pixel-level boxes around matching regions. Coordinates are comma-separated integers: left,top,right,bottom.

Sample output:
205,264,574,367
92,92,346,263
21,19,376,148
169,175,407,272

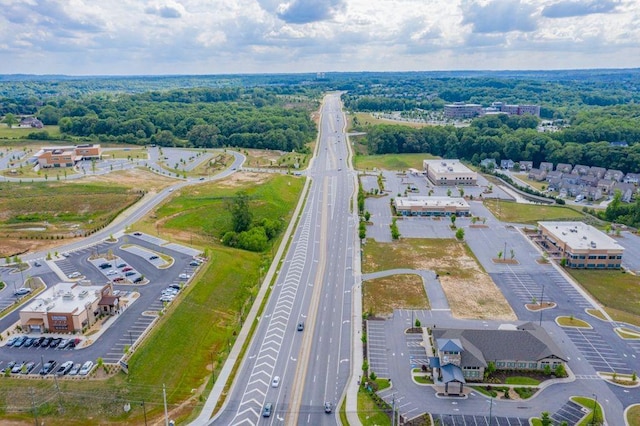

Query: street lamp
539,284,545,326
592,394,598,425
488,395,495,426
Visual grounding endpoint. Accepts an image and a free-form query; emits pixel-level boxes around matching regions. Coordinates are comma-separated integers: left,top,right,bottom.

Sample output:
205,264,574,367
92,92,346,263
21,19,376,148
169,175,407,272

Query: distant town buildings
34,144,101,168
423,159,477,186
538,221,624,269
444,101,541,119
394,196,470,217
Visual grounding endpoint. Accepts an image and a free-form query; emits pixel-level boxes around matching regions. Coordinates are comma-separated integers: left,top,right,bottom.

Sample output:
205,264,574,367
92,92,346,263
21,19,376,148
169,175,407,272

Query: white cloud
0,0,638,74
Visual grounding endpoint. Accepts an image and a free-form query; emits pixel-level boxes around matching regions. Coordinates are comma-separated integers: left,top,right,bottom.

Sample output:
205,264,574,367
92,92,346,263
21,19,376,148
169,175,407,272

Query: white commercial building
395,196,470,217
538,221,624,269
423,159,477,186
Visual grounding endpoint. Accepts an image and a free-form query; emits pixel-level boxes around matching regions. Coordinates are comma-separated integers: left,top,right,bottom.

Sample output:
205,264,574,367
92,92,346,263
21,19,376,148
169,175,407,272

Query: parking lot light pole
141,400,148,426
539,284,545,326
592,394,598,425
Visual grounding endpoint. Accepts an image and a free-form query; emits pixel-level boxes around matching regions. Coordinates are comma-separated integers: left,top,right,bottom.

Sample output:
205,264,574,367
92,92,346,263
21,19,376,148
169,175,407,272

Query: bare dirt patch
363,274,429,317
363,239,516,320
216,171,272,188
82,167,175,192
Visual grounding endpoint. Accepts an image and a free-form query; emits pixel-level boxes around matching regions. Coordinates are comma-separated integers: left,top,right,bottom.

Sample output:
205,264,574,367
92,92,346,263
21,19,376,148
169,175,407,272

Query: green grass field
567,269,640,326
0,125,61,139
358,390,391,426
484,199,584,224
505,376,540,385
349,112,431,129
353,153,438,171
627,404,640,426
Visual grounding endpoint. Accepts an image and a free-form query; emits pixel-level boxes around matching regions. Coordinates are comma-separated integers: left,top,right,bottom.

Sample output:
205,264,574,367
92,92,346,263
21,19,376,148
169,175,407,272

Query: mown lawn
627,404,640,426
353,153,438,171
0,125,61,138
358,389,391,426
484,199,584,224
505,376,540,385
567,269,640,326
571,396,603,426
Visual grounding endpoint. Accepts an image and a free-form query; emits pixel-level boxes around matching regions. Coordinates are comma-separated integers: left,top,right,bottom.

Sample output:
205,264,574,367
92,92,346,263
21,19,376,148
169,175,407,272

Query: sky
1,0,639,75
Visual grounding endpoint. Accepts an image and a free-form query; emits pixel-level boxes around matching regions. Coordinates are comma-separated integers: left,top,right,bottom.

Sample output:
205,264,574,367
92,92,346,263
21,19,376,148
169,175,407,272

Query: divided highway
211,94,356,425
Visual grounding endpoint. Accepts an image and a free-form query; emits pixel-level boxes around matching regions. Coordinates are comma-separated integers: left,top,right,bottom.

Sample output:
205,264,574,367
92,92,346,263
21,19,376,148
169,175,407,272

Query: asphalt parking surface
366,320,389,378
550,400,589,425
563,328,633,374
431,413,529,426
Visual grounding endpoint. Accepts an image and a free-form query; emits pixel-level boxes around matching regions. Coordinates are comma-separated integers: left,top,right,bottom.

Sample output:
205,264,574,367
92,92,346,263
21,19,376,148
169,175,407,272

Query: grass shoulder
566,269,640,327
483,199,584,224
353,153,438,171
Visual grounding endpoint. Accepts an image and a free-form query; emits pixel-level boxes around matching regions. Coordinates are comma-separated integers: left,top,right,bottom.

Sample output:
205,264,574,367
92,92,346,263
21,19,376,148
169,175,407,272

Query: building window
529,363,537,369
517,362,526,368
507,362,516,368
496,362,505,368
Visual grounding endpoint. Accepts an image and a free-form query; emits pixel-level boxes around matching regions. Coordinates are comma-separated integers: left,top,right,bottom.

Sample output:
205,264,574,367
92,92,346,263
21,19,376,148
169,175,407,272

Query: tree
540,411,552,426
2,113,18,128
414,319,421,327
455,228,465,240
447,189,452,197
228,191,252,233
497,251,503,260
364,211,371,222
450,215,456,227
458,188,464,197
510,249,515,260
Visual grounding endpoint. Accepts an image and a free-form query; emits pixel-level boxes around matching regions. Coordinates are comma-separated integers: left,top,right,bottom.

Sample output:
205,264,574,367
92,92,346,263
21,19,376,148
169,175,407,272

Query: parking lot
563,328,633,374
431,413,529,426
0,232,203,377
366,320,389,378
550,400,590,425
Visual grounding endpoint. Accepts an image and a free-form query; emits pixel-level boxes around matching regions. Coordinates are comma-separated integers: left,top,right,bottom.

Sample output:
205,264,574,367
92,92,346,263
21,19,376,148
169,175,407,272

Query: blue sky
1,0,638,75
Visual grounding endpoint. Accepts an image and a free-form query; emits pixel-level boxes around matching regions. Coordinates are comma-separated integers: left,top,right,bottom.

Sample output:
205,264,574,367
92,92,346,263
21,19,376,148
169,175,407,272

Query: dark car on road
324,402,332,413
262,403,273,417
39,360,57,375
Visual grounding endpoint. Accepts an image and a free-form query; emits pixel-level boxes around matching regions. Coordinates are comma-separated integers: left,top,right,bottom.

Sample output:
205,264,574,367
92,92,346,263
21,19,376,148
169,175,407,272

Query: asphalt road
210,94,354,425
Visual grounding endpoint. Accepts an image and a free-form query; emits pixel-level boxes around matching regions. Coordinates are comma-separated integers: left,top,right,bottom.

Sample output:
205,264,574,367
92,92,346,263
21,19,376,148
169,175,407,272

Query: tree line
357,112,640,174
34,87,316,152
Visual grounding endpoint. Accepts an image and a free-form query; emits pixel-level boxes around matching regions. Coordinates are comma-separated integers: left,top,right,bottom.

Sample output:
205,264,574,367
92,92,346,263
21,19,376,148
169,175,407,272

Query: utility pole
54,374,64,412
163,384,169,426
391,393,398,426
30,387,38,426
488,395,494,426
141,400,148,426
539,284,545,326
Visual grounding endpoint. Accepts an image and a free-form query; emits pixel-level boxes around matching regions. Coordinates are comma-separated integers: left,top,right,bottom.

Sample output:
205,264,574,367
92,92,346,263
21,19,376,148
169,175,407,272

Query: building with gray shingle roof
431,323,566,383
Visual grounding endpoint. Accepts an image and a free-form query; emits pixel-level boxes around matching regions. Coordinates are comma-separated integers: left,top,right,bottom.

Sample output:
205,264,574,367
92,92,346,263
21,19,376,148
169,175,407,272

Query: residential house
500,159,515,170
624,173,640,185
559,183,581,198
604,170,624,182
578,175,599,188
519,161,533,171
528,168,547,182
610,141,629,147
19,116,44,129
547,178,563,192
589,167,607,179
597,179,616,195
430,323,567,390
539,162,554,172
613,183,636,203
480,158,497,169
545,170,563,182
555,163,573,174
572,165,590,176
581,187,603,201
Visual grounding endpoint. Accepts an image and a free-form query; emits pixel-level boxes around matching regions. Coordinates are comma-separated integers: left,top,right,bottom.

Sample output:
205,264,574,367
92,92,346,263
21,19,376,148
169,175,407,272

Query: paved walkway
362,268,450,311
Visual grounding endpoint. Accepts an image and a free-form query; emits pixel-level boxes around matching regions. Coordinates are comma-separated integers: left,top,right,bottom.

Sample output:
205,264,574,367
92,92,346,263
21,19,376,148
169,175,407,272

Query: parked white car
79,361,94,376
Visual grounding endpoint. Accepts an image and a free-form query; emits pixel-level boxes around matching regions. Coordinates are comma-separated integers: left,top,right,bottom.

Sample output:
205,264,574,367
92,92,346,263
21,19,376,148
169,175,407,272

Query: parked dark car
40,337,52,348
23,337,35,347
133,276,144,283
149,255,159,260
12,336,27,347
125,271,136,277
32,337,45,348
49,338,62,348
99,263,112,269
39,360,57,375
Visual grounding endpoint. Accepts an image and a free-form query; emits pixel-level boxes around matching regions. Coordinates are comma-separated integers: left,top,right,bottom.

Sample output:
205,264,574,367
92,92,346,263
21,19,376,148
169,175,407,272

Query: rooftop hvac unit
590,241,597,248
